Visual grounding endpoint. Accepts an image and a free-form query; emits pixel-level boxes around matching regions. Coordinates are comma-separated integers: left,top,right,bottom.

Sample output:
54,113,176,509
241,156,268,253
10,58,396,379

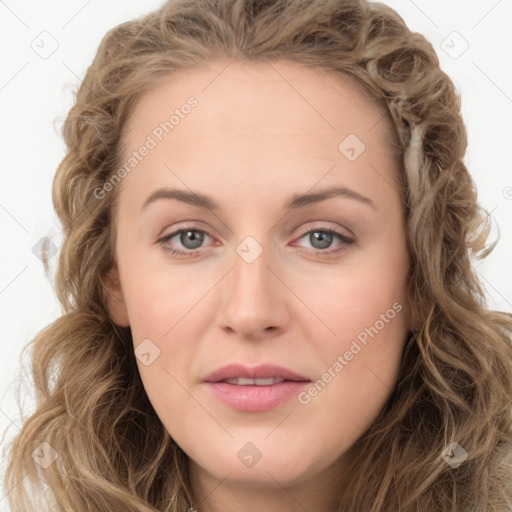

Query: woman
4,0,512,510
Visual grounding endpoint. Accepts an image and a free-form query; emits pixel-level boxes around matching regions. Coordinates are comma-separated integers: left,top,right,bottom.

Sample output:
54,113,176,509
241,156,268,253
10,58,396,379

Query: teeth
223,377,285,386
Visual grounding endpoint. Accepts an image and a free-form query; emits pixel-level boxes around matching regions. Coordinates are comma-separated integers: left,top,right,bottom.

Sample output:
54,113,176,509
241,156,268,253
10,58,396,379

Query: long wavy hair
3,0,512,510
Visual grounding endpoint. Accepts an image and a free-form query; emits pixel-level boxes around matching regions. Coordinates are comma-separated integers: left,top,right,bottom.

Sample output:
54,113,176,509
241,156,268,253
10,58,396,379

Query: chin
191,442,318,488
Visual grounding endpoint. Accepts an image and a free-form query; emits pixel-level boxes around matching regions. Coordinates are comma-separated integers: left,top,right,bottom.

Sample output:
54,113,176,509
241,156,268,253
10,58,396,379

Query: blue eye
295,228,355,256
156,226,355,258
157,228,211,257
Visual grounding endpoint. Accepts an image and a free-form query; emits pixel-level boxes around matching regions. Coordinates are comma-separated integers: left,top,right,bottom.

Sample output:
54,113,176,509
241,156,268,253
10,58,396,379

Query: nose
216,240,290,340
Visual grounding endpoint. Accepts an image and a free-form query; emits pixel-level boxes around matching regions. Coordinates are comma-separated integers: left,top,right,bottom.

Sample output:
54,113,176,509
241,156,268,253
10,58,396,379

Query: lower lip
204,381,310,412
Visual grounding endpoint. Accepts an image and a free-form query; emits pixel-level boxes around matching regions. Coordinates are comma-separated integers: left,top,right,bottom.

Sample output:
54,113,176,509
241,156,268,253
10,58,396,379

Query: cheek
298,273,408,400
295,291,408,462
119,254,208,345
291,259,409,347
291,246,410,417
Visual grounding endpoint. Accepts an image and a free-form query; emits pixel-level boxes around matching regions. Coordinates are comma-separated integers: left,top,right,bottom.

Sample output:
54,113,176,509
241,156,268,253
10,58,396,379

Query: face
106,59,413,504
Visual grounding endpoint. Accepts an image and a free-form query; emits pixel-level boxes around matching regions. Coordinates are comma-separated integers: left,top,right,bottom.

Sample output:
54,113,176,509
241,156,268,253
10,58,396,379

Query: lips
202,363,310,384
202,364,311,412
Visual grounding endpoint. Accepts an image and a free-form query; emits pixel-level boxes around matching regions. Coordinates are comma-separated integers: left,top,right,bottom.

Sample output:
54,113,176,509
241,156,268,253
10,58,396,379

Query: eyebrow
140,185,376,212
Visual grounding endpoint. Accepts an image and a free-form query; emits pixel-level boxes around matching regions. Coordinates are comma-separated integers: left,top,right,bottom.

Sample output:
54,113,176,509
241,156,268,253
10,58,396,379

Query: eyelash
156,224,355,259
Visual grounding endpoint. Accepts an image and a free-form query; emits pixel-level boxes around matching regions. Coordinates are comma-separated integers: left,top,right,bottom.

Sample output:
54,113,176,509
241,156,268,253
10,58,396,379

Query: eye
157,226,213,257
294,227,355,257
156,224,355,258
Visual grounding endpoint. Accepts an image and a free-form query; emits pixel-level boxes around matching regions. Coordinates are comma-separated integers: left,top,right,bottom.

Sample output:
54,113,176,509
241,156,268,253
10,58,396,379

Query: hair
3,0,512,510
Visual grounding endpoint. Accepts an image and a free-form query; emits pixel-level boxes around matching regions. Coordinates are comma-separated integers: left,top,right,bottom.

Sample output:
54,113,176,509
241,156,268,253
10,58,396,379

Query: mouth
221,377,289,385
203,364,311,412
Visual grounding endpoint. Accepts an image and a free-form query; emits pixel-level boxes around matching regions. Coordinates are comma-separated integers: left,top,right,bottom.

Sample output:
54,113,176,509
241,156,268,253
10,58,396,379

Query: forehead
124,58,389,143
117,59,399,211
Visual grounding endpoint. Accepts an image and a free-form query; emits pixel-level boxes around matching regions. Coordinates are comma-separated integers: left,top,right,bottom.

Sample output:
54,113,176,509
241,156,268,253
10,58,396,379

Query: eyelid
156,219,214,239
292,221,355,241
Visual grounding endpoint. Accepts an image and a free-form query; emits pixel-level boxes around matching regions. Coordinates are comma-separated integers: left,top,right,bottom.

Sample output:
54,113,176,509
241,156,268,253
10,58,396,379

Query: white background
1,0,511,508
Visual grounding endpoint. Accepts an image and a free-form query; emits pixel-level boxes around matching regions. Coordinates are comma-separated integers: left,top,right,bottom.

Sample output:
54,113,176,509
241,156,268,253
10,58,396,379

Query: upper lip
203,364,311,383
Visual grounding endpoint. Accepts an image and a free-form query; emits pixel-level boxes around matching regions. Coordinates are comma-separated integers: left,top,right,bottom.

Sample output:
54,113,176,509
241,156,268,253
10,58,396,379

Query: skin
106,59,413,512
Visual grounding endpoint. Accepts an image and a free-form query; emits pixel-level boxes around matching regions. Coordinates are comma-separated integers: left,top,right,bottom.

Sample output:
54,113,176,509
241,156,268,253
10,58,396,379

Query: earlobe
104,265,130,327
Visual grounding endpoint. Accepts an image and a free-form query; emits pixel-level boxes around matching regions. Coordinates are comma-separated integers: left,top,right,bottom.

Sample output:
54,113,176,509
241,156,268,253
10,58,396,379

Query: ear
104,265,130,327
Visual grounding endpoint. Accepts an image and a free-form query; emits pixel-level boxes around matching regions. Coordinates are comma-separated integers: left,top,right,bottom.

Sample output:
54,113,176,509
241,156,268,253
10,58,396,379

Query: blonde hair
4,0,512,510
